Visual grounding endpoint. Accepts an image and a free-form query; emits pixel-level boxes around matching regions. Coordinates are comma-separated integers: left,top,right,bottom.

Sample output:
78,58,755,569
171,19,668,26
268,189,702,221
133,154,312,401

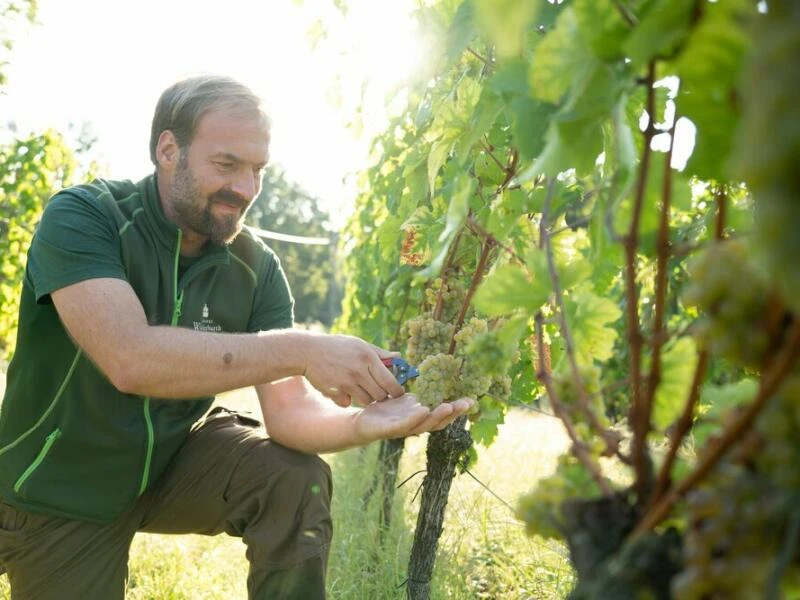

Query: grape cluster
487,375,512,400
404,315,454,366
405,312,517,410
672,374,800,597
516,454,604,541
465,330,512,377
424,277,467,321
755,374,800,491
671,465,781,599
552,365,606,422
453,317,494,398
414,353,461,407
682,239,777,369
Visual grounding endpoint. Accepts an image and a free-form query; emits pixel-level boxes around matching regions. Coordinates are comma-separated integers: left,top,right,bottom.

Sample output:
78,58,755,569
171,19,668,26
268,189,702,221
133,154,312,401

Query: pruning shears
381,357,420,386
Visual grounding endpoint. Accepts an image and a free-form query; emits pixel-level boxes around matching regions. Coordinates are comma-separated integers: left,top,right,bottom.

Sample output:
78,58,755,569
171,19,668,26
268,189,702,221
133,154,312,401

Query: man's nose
231,170,259,201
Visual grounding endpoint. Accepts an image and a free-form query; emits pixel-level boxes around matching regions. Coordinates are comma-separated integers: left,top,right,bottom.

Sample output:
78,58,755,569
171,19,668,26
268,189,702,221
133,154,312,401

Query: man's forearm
113,327,313,398
51,278,402,406
258,378,367,454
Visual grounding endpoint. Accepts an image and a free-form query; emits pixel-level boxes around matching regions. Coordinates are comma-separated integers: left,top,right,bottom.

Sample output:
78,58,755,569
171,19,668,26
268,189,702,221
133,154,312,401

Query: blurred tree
0,130,83,357
0,0,37,88
249,166,341,327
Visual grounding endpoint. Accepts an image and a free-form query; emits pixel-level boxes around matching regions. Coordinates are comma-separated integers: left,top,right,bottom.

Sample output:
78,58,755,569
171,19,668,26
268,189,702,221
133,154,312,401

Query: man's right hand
300,333,406,407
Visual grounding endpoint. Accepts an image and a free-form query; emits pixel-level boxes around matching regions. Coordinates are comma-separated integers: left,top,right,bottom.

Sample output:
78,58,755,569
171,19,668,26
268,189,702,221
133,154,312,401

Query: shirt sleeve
26,190,126,304
248,251,295,332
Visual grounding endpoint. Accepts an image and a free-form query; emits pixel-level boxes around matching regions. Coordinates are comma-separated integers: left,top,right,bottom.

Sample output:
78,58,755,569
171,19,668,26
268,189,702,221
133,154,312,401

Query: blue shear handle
389,357,420,385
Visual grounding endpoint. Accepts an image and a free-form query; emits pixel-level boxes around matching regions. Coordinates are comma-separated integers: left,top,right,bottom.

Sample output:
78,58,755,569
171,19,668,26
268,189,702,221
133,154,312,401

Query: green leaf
674,0,752,180
496,314,530,350
698,378,758,416
470,395,505,446
454,92,504,164
564,289,622,365
510,96,554,161
474,0,539,59
652,337,698,431
418,176,474,278
526,59,627,178
446,0,478,64
427,138,452,195
470,415,501,447
530,8,591,105
377,215,403,263
473,263,549,317
525,115,603,178
574,0,632,61
439,175,473,244
487,59,530,96
692,378,758,448
612,151,689,255
623,0,694,67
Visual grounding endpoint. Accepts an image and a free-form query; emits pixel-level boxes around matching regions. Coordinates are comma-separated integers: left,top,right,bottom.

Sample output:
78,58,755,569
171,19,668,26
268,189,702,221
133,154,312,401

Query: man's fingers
394,406,431,436
372,344,401,358
414,399,475,434
362,367,391,402
347,384,374,407
331,391,352,407
371,357,405,398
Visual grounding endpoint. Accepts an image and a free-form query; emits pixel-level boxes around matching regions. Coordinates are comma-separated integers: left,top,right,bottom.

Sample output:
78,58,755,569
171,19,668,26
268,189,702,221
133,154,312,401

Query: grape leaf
474,0,539,59
564,289,622,365
673,0,752,180
428,138,453,195
692,378,758,448
510,96,554,162
651,337,698,432
445,0,478,64
473,263,549,317
623,0,694,67
574,0,632,61
529,8,591,105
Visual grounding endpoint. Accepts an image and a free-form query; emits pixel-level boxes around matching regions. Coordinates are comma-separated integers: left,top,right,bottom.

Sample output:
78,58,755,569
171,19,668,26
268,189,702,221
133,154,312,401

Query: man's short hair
149,75,268,166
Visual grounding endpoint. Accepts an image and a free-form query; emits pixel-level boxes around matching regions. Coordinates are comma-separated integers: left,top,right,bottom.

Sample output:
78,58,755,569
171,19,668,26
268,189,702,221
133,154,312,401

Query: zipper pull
172,290,184,325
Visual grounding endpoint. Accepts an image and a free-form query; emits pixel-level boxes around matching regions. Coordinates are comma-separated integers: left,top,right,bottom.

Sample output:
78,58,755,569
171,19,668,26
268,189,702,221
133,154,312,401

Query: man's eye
216,162,235,170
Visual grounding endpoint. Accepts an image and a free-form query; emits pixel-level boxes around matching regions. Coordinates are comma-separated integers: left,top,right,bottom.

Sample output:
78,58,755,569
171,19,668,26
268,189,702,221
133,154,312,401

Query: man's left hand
354,394,475,444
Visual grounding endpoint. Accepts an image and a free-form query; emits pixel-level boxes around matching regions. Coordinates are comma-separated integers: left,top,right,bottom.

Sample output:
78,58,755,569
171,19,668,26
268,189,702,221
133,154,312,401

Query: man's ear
155,130,181,169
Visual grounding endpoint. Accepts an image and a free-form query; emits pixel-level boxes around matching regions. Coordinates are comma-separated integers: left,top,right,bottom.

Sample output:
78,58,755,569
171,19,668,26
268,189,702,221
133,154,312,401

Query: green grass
0,380,576,599
301,406,576,599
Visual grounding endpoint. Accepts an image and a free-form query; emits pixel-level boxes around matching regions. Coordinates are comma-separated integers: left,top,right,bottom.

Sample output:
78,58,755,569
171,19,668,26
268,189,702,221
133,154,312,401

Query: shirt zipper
14,428,62,494
138,229,185,496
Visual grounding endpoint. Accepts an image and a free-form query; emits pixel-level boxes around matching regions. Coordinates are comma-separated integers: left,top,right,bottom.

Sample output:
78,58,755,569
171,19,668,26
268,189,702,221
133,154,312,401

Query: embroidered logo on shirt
193,304,222,332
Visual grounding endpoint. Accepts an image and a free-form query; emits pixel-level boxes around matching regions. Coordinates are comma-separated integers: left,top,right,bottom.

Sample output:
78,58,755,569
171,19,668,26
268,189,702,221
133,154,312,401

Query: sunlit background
0,0,432,228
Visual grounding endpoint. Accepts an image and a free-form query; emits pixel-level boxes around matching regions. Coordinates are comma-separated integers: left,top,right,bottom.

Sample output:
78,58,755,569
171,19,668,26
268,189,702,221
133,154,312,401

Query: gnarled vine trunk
406,417,472,600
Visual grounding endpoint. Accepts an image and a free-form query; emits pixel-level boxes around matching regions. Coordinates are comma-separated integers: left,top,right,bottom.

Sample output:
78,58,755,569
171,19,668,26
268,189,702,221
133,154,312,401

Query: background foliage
251,166,341,327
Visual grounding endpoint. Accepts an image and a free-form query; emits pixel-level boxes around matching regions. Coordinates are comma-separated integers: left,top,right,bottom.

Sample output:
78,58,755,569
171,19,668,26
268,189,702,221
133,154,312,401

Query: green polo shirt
0,175,294,523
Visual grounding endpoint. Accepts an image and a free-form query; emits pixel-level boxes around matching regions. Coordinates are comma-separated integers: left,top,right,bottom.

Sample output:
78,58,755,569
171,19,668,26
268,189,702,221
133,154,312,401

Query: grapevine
332,0,800,597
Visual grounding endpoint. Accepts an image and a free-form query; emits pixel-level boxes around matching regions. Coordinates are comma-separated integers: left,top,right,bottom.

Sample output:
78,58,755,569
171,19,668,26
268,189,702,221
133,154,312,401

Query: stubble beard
169,155,247,246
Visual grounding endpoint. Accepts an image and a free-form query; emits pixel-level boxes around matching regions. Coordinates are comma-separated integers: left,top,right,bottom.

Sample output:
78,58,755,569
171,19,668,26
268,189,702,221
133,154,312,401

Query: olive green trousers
0,407,333,599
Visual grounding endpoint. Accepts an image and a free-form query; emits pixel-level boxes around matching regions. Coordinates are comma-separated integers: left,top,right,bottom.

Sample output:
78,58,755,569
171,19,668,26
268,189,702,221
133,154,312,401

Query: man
0,75,472,599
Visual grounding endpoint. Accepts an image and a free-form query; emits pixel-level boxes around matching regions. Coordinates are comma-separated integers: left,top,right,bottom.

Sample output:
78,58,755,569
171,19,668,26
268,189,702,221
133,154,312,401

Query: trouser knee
227,441,333,564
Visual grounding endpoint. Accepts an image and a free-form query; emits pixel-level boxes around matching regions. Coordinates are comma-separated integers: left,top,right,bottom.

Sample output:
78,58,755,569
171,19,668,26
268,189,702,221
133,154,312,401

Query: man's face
163,108,270,246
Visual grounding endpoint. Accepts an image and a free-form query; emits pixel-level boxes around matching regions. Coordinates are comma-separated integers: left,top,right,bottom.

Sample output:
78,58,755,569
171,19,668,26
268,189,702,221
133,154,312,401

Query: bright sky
0,0,427,228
